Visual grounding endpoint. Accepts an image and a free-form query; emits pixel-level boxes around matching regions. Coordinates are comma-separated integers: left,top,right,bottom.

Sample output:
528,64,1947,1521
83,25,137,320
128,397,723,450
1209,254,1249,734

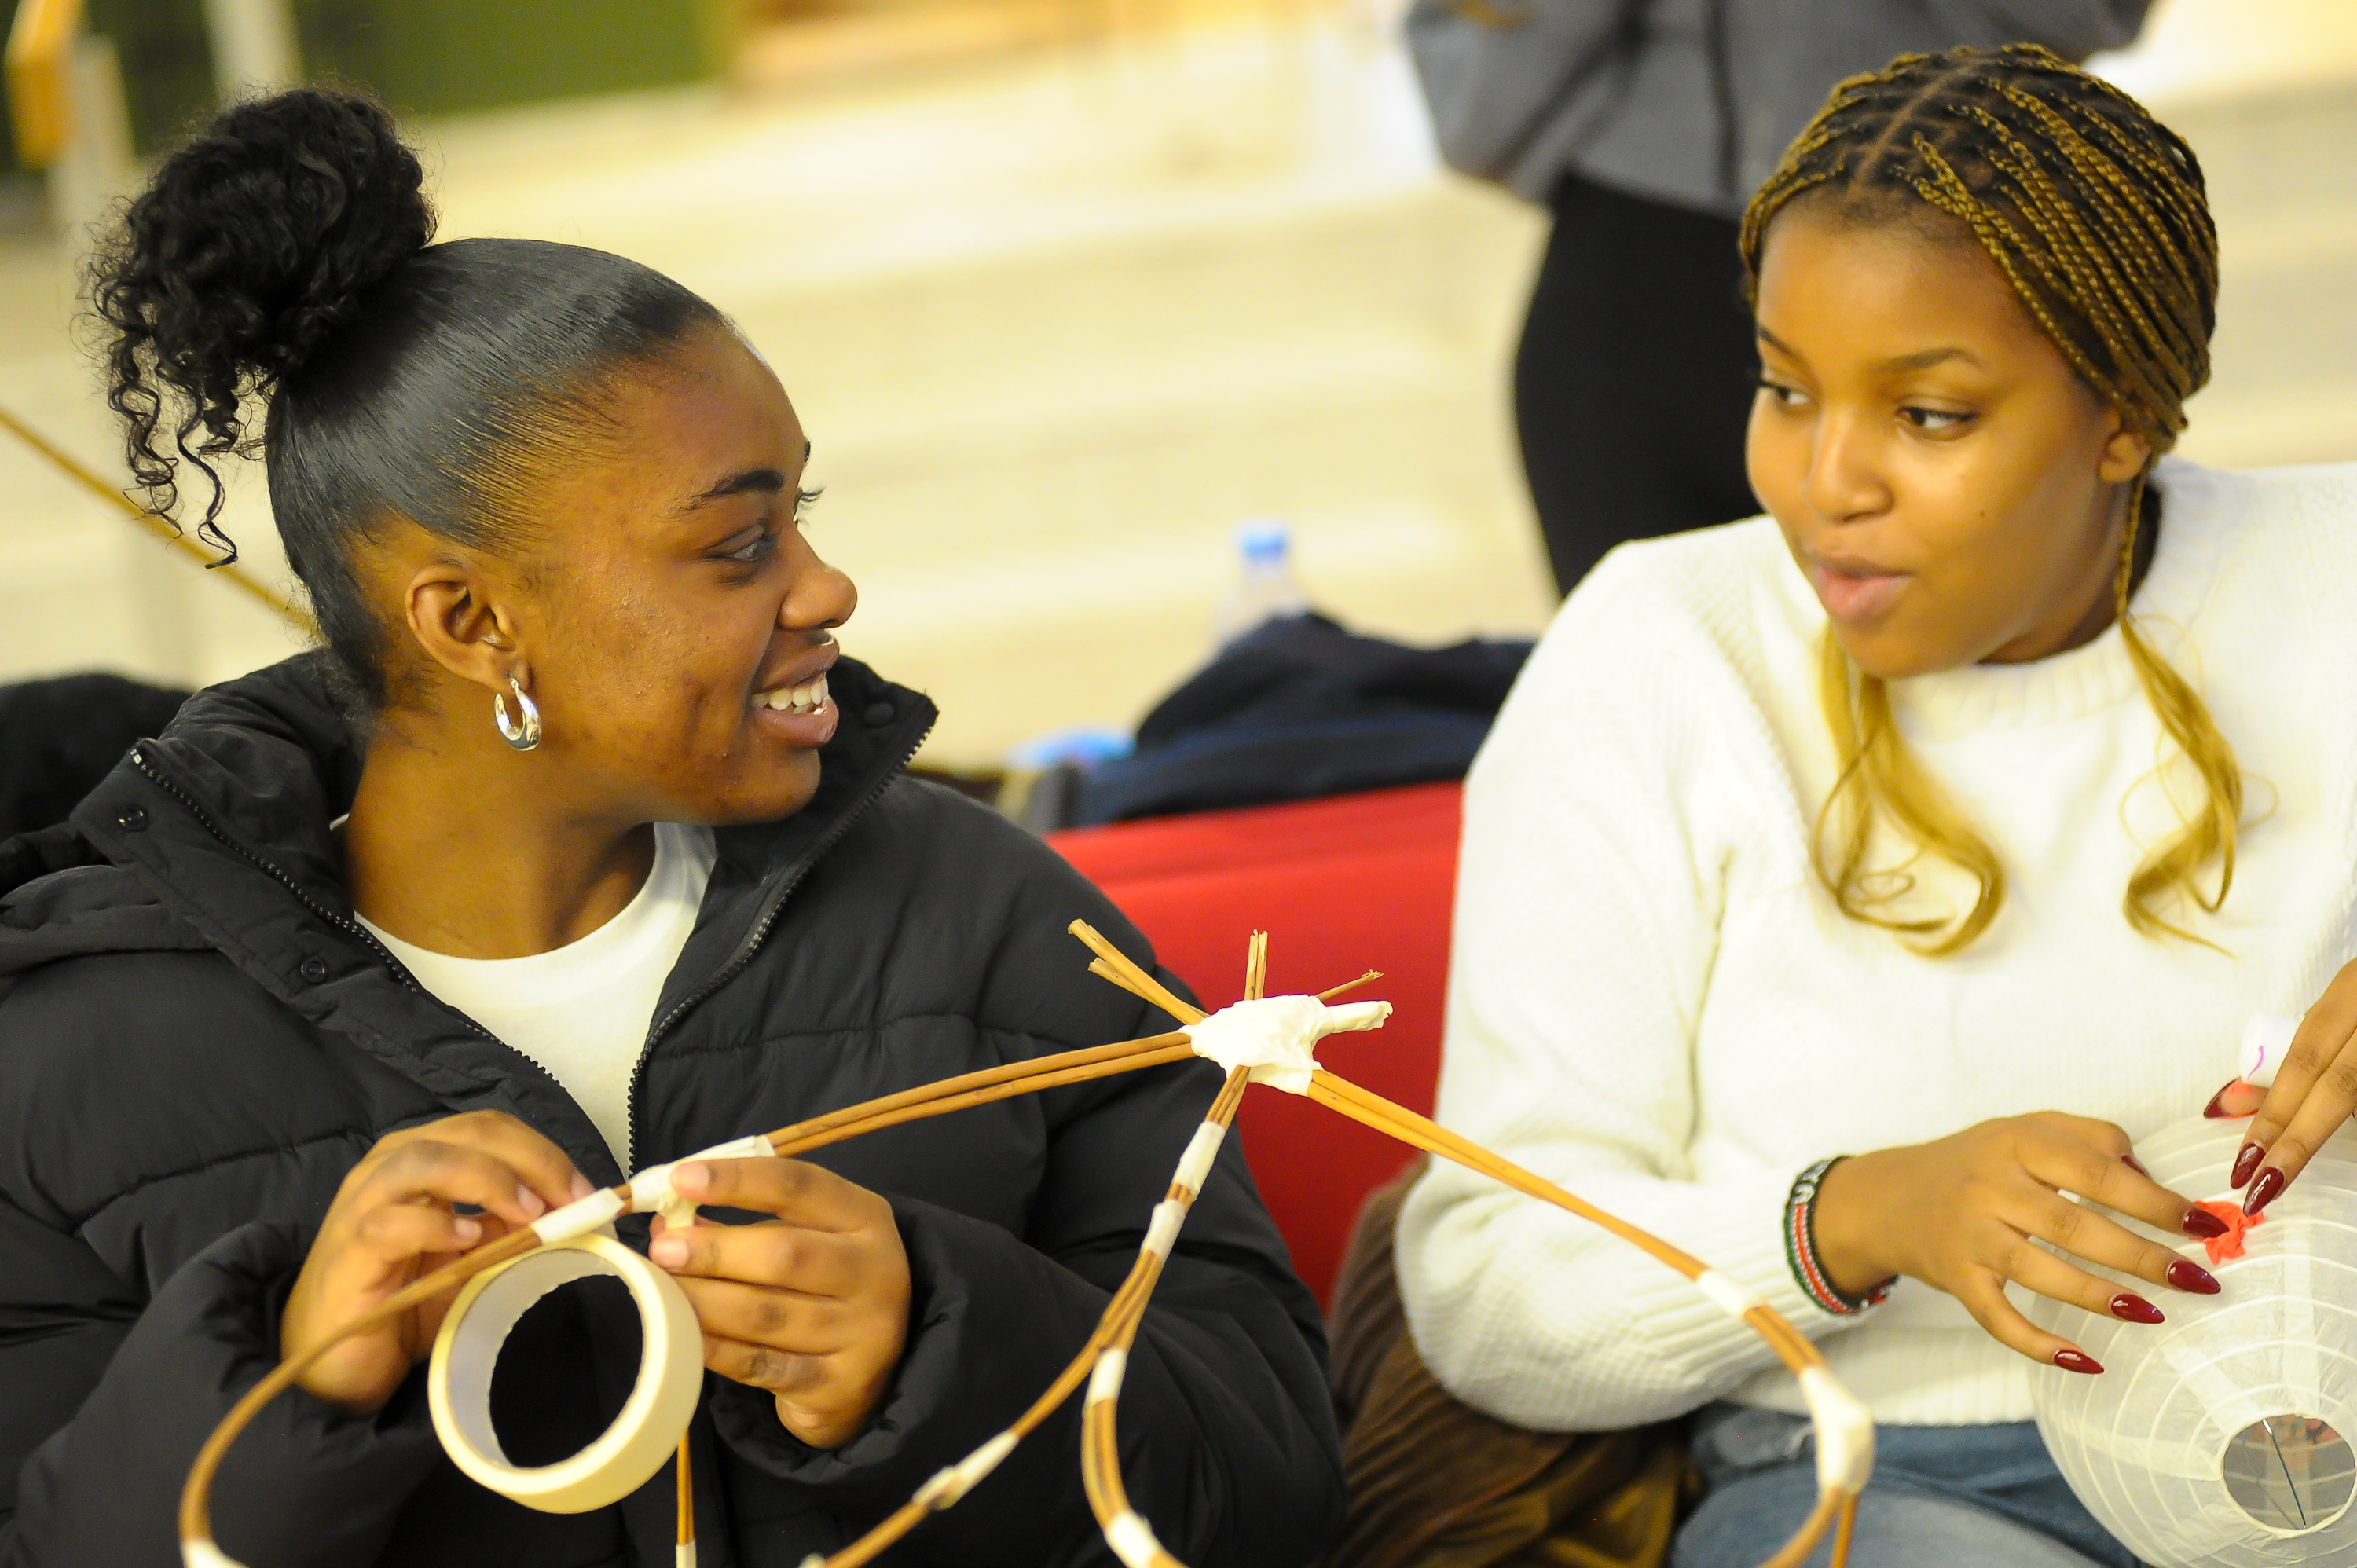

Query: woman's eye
723,530,776,564
793,485,822,524
1902,405,1973,433
1757,377,1806,408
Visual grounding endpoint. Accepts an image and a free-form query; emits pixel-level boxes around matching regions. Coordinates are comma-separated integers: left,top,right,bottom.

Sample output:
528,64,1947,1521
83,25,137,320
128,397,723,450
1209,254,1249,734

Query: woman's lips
748,647,841,748
752,698,838,748
1808,558,1910,624
751,670,838,747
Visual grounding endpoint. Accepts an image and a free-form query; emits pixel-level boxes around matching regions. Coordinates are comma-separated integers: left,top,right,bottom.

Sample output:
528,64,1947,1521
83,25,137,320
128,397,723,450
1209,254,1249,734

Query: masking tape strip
428,1233,705,1513
1104,1510,1164,1568
1800,1365,1875,1494
1088,1348,1130,1407
533,1186,627,1245
1142,1200,1186,1261
628,1134,782,1225
915,1429,1021,1508
1320,1000,1392,1035
1692,1268,1763,1322
1171,1121,1226,1197
1182,995,1392,1096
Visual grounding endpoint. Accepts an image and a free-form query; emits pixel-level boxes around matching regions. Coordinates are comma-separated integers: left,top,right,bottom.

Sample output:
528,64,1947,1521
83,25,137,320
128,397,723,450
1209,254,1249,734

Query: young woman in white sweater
1395,45,2357,1568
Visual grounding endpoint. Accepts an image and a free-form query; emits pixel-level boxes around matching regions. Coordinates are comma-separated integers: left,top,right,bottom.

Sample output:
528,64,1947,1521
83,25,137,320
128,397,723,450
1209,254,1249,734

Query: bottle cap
1237,518,1290,562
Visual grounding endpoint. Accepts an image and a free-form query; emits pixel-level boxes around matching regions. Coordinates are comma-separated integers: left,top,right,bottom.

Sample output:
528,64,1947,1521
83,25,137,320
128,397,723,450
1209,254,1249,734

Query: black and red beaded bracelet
1784,1156,1895,1316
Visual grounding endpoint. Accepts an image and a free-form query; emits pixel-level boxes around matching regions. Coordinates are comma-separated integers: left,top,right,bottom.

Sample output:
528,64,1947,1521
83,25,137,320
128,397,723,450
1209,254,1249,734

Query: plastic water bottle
1212,518,1312,647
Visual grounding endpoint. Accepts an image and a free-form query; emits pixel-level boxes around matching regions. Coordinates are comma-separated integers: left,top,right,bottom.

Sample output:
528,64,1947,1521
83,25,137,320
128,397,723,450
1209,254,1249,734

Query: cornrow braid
1740,43,2240,951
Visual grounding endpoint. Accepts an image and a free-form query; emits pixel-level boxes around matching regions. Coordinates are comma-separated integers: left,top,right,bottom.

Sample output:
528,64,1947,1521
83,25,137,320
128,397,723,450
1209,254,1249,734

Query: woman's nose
783,558,857,632
1802,413,1891,525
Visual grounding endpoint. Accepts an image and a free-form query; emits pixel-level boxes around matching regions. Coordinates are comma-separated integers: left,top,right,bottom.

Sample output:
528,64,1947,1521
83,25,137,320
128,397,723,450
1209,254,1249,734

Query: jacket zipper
125,749,503,1051
621,712,934,1170
134,705,933,1175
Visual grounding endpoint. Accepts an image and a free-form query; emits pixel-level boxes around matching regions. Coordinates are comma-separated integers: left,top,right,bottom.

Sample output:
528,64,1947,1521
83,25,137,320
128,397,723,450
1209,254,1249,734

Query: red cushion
1048,782,1461,1305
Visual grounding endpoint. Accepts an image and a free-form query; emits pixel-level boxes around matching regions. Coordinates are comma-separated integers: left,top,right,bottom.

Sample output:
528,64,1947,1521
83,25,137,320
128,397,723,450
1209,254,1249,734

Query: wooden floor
1,0,2353,767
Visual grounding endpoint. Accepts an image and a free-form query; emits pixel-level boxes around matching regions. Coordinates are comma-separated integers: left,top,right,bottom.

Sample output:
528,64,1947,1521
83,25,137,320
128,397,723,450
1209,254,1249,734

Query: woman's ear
404,559,525,694
2096,416,2156,485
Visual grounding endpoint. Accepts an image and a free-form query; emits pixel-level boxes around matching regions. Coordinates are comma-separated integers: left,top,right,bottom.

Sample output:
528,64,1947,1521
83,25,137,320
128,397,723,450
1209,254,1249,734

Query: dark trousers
1515,170,1762,595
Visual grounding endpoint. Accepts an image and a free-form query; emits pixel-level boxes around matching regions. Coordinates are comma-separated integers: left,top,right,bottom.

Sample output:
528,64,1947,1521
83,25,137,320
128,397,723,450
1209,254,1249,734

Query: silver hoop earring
493,675,541,752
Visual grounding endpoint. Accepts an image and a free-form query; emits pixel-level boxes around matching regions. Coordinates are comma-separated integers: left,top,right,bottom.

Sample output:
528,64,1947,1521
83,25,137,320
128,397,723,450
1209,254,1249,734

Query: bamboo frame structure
179,923,1865,1568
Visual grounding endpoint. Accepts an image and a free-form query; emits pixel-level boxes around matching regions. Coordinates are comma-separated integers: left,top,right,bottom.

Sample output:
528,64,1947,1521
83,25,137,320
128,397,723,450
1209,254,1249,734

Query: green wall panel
86,0,216,154
8,1,720,164
298,0,719,119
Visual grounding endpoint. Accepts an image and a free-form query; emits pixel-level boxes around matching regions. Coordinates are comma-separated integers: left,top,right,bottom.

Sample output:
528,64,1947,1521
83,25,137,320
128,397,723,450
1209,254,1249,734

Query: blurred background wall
2,0,2354,771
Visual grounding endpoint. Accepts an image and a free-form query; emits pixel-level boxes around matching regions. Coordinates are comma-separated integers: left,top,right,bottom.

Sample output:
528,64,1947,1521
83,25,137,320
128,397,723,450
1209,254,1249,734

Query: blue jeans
1671,1404,2142,1568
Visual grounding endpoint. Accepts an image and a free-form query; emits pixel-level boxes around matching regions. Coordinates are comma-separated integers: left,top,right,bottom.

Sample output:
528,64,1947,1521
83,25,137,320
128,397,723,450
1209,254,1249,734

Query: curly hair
91,91,430,565
1740,43,2235,952
89,87,725,705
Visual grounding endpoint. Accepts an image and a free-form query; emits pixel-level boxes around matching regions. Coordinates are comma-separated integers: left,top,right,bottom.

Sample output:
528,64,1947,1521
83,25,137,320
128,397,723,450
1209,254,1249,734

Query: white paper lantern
2028,1113,2357,1566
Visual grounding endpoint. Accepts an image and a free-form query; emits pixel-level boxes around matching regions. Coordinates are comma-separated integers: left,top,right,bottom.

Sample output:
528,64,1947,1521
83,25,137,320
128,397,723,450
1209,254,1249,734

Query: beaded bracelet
1784,1156,1894,1316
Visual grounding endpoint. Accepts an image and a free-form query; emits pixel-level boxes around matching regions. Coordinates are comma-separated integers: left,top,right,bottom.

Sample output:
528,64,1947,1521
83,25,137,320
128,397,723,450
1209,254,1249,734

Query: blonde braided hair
1740,44,2237,953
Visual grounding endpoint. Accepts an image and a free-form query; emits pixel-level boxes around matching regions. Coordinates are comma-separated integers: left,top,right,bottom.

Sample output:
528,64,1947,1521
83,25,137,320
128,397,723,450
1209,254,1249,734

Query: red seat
1048,782,1461,1306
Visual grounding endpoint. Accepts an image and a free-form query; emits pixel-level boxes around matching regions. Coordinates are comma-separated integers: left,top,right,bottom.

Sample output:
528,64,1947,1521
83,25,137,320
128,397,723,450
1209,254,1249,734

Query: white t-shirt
358,822,717,1169
1396,459,2357,1430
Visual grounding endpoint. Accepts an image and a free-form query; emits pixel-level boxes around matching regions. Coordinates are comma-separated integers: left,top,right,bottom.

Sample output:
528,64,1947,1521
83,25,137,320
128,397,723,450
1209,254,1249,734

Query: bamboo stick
1316,970,1382,1001
772,1041,1195,1159
1071,921,1206,1026
1073,1064,1253,1568
0,400,317,635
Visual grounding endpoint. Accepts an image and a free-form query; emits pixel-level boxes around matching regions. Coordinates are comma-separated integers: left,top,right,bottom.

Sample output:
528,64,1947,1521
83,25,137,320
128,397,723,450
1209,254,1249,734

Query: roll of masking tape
427,1231,702,1513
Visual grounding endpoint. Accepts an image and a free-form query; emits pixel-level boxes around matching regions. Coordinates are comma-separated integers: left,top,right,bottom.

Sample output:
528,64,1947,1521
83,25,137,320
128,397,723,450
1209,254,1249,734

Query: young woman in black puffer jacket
0,89,1341,1568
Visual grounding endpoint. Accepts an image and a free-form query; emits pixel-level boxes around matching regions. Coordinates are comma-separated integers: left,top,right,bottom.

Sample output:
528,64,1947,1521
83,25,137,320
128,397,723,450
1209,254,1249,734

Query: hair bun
92,86,433,555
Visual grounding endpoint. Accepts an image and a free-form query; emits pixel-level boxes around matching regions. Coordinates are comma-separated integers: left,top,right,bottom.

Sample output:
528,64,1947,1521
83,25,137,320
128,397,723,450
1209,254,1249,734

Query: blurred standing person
1407,0,2155,595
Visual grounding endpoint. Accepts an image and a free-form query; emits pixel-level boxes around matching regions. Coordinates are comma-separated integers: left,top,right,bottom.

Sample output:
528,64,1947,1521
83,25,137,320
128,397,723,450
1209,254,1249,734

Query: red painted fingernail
2167,1258,2222,1295
2054,1349,2104,1375
2182,1207,2230,1240
2110,1292,2165,1324
2121,1153,2150,1178
2231,1141,2265,1189
2245,1167,2286,1216
2205,1081,2242,1118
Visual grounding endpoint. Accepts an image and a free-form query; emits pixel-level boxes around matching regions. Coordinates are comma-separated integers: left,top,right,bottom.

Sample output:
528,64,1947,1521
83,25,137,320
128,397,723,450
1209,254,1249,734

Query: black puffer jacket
0,654,1342,1568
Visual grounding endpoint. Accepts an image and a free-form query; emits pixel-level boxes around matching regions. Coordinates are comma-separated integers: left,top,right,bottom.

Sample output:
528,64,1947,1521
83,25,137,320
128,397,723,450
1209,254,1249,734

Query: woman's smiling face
1747,200,2153,680
493,325,859,826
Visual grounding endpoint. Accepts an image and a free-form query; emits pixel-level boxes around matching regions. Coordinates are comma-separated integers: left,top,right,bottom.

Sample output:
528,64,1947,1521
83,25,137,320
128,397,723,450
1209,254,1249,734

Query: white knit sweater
1396,459,2357,1430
